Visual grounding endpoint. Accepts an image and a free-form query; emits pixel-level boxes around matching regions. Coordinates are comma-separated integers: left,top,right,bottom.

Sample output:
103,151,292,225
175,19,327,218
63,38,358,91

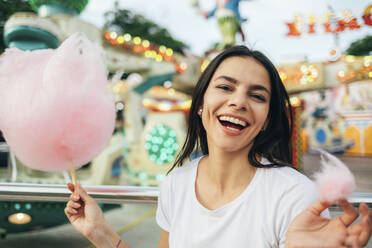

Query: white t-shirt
156,157,326,248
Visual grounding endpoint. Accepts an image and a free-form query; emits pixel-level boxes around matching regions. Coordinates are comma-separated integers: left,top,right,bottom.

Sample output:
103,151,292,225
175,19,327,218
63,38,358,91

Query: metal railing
0,141,371,208
0,183,158,204
0,183,371,209
0,142,9,153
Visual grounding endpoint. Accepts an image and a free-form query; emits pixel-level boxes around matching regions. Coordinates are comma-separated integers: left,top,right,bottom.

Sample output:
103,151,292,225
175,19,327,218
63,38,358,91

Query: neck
200,145,257,192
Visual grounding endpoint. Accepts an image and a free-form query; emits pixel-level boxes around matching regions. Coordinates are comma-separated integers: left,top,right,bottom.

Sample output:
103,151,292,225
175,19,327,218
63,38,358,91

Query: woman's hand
64,183,107,239
286,199,371,248
64,183,130,248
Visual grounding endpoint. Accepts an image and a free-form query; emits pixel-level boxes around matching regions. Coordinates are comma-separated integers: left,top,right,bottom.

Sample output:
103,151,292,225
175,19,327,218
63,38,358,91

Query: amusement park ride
0,0,371,238
0,0,199,236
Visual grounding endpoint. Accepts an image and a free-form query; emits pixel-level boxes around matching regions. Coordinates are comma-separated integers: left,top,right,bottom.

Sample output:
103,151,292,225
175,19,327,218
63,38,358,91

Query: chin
218,144,247,153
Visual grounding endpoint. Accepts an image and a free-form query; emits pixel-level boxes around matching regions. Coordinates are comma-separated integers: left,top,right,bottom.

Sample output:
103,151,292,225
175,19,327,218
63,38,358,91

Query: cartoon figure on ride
193,0,248,49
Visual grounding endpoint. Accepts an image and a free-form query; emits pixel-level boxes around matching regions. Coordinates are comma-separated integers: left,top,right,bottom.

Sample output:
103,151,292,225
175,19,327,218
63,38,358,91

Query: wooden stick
69,161,77,186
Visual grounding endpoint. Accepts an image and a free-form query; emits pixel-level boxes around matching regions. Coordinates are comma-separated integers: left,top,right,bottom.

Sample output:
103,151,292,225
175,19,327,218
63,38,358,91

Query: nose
228,90,248,111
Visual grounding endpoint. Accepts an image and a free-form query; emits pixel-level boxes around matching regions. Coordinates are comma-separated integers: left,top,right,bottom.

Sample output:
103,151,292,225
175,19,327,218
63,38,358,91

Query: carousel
0,0,202,236
278,52,372,156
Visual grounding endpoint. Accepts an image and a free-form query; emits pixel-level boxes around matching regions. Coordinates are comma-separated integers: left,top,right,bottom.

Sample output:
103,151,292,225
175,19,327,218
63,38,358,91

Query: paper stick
69,161,77,186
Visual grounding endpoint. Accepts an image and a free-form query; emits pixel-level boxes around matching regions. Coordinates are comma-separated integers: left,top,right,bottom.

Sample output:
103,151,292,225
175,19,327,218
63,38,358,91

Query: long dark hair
169,46,293,172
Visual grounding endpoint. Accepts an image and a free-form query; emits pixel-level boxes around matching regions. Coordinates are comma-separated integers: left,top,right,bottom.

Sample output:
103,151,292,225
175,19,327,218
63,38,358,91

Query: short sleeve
156,175,172,232
277,181,330,248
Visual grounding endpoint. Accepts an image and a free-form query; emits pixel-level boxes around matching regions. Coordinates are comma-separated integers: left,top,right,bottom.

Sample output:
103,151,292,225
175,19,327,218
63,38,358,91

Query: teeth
218,116,247,127
226,126,239,131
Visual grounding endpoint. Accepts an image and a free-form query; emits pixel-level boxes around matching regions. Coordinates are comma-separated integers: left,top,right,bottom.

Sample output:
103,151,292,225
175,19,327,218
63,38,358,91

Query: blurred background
0,0,371,247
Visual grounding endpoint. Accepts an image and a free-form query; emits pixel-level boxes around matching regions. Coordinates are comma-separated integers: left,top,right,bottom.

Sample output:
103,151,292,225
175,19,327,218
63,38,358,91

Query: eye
216,85,232,91
250,94,267,102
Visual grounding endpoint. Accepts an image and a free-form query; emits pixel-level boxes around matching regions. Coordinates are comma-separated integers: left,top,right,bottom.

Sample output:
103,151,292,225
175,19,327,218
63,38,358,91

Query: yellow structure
343,112,372,156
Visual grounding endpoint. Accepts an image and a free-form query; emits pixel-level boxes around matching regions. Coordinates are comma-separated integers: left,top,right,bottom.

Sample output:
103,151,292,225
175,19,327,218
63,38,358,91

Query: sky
80,0,371,65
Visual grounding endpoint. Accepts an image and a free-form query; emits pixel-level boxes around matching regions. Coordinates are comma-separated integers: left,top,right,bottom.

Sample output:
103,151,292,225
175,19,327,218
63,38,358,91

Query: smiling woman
65,46,371,248
171,46,293,170
199,57,272,153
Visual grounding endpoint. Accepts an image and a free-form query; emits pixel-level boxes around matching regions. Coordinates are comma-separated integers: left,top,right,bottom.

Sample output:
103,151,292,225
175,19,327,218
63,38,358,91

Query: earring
198,108,203,115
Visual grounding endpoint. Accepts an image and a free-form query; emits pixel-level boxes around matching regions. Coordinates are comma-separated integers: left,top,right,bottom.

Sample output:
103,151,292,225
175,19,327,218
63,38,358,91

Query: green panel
133,73,174,95
0,201,120,234
4,26,59,50
145,124,179,165
8,41,49,50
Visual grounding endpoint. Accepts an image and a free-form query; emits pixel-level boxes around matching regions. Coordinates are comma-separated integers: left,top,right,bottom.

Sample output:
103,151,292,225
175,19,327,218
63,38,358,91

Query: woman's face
200,56,271,154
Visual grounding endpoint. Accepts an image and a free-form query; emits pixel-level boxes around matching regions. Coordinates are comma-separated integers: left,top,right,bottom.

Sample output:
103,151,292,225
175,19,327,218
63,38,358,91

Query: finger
338,199,359,226
358,203,372,246
307,199,332,216
67,200,81,209
74,183,94,204
64,206,77,216
344,234,361,248
69,193,80,202
347,223,362,236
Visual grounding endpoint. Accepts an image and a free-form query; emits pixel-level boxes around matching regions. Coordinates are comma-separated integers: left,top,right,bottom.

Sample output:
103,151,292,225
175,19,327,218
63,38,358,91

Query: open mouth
218,115,248,131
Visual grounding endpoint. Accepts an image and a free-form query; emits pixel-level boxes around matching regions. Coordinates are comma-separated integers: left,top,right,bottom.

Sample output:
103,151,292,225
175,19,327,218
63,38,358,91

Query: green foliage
346,35,372,56
28,0,88,14
0,0,35,52
104,6,188,53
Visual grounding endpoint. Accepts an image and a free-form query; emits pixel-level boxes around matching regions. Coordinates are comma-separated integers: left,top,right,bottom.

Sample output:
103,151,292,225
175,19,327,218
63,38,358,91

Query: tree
345,35,372,56
0,0,35,52
28,0,88,14
104,2,188,53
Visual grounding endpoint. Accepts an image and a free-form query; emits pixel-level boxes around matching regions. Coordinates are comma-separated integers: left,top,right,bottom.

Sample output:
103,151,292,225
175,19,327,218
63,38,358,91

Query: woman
65,46,371,248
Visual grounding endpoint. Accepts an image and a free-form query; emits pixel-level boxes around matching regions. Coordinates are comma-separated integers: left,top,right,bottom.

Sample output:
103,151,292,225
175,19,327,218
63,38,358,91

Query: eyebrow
214,75,271,94
214,75,238,84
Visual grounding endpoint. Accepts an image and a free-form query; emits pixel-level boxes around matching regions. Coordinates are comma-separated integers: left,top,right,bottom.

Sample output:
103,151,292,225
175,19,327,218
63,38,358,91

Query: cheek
203,88,224,110
253,102,270,124
202,94,216,116
201,106,213,128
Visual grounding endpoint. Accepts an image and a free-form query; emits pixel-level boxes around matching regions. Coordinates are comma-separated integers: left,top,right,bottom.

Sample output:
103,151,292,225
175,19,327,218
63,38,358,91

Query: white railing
0,183,371,210
0,142,9,153
0,183,158,204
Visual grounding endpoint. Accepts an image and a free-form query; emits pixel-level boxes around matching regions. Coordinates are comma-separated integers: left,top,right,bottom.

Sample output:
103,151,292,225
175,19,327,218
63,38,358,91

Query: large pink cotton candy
0,33,116,172
313,151,356,204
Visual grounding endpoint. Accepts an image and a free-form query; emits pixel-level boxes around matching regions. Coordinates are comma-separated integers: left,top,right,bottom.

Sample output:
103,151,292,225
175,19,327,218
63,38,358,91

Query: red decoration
175,63,185,74
363,14,372,26
286,5,370,37
334,18,361,32
308,24,316,34
286,22,301,36
323,22,332,33
363,5,372,26
133,45,144,53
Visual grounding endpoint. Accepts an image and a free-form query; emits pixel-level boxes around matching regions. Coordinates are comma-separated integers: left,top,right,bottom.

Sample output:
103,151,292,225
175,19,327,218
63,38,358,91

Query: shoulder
262,166,314,187
169,157,200,177
259,166,318,202
263,167,321,213
167,157,200,181
260,158,311,185
159,157,201,192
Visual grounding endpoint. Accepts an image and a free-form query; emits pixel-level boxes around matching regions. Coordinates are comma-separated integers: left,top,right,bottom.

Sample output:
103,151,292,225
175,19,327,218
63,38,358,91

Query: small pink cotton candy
313,151,356,204
0,33,115,172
